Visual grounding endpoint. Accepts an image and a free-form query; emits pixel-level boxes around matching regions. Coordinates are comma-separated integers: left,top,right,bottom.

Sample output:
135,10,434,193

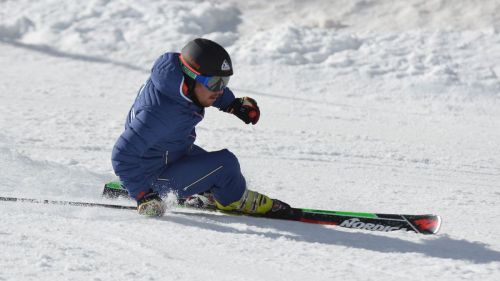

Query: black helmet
180,38,233,77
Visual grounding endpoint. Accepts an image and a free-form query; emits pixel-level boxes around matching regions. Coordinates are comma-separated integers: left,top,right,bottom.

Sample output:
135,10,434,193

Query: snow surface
1,0,500,280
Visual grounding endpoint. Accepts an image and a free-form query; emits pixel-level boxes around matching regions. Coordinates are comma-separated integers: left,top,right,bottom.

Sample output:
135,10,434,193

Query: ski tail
102,181,130,199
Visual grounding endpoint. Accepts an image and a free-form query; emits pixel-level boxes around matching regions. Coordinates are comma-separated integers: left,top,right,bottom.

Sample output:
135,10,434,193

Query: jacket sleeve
111,108,168,200
212,87,236,111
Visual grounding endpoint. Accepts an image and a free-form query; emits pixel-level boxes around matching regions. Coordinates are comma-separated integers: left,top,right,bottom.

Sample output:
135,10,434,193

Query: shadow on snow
165,211,500,264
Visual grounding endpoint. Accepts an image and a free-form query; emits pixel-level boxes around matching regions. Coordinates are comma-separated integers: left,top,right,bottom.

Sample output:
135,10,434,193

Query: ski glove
137,191,165,217
227,97,260,125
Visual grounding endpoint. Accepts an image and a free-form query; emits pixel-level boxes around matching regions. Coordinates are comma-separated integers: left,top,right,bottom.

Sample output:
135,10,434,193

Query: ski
292,208,441,234
102,182,442,235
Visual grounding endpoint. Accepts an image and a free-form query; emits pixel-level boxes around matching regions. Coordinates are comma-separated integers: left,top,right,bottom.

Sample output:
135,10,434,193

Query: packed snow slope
1,0,500,280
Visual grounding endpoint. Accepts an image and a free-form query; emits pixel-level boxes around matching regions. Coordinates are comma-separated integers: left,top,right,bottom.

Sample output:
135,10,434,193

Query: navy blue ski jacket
111,52,236,199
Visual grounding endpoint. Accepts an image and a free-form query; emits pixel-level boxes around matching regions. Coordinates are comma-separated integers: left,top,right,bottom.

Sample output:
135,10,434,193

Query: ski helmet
180,38,233,91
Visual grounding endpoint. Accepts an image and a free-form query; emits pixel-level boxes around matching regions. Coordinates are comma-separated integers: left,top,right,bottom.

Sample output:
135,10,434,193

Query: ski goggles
180,55,230,91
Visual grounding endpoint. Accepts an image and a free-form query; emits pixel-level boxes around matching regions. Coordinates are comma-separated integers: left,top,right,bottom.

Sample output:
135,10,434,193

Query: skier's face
193,82,223,107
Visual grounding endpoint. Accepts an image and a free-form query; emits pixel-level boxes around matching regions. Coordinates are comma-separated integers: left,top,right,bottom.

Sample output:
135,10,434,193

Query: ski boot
215,189,292,218
183,192,216,210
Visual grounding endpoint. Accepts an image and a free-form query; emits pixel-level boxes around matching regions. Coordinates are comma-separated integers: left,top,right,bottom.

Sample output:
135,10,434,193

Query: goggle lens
196,75,230,91
206,76,230,91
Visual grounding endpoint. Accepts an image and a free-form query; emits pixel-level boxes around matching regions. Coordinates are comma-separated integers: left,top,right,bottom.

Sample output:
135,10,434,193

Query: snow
1,0,499,280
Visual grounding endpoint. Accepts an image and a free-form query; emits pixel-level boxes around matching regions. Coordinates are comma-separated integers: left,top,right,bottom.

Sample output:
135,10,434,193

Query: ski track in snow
1,0,500,280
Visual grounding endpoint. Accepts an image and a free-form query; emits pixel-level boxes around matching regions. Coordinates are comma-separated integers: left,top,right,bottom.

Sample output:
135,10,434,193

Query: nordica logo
221,59,231,71
340,218,408,232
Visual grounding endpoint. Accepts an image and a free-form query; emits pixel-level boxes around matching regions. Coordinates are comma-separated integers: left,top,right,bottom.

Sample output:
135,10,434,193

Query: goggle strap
180,54,202,78
180,63,197,80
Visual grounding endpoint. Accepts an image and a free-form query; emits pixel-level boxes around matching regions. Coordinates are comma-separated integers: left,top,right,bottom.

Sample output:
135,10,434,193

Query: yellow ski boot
215,189,290,216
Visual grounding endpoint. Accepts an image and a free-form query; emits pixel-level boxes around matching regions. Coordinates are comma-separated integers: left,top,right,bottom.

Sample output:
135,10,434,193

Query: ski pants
152,145,246,206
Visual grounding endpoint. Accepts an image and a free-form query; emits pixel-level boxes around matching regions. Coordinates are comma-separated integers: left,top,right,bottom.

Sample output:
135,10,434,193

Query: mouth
203,96,217,105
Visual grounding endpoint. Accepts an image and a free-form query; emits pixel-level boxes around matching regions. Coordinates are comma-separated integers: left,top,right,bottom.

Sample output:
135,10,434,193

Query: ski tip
408,215,442,235
432,215,442,234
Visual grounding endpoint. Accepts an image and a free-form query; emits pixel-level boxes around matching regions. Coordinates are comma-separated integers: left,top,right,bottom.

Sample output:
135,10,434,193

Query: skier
111,38,290,217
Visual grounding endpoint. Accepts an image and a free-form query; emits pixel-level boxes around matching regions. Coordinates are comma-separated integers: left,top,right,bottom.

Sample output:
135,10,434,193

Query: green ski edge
106,182,122,189
300,208,378,218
